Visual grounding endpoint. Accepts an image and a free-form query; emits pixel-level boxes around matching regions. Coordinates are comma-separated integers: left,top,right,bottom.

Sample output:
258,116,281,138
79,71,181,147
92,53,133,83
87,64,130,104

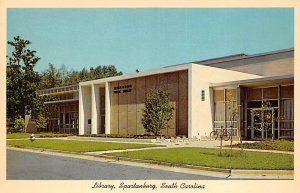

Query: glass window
214,102,225,128
247,101,262,108
226,101,237,121
214,90,224,101
280,99,294,130
65,113,70,124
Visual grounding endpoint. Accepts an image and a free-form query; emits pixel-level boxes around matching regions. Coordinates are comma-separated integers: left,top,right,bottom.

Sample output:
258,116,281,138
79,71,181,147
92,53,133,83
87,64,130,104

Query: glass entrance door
251,109,263,139
250,108,276,140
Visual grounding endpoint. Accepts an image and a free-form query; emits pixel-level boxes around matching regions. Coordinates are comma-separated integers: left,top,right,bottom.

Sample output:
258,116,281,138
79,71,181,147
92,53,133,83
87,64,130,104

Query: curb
96,154,231,174
86,154,294,177
7,145,86,156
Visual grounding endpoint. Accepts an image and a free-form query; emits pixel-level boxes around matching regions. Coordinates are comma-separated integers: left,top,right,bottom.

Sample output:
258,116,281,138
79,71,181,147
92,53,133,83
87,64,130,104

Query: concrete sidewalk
67,136,293,154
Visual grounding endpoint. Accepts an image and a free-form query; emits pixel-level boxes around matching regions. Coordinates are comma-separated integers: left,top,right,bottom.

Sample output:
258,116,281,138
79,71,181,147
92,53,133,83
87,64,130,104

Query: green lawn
7,139,158,152
231,140,294,152
110,147,293,170
7,133,30,139
7,133,74,139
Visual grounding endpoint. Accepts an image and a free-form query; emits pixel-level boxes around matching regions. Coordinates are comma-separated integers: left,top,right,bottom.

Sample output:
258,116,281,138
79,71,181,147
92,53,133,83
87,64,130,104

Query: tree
141,89,174,136
39,63,62,89
7,36,41,120
35,114,48,132
39,63,123,87
13,116,25,133
63,65,123,85
79,67,89,81
57,64,69,85
63,70,80,84
226,93,243,153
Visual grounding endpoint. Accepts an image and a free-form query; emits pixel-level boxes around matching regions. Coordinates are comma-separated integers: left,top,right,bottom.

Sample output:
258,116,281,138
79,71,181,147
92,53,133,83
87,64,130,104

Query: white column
91,84,100,134
79,86,84,135
79,85,91,135
105,82,111,134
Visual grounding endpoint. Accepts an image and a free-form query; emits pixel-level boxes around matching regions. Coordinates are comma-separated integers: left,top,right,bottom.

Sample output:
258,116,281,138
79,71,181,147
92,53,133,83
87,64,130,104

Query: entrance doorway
250,108,277,140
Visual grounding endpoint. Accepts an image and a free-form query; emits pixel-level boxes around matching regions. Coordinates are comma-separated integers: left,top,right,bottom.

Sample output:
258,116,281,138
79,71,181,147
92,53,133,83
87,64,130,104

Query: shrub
35,114,48,131
229,140,294,152
6,117,14,133
13,116,25,133
141,89,174,136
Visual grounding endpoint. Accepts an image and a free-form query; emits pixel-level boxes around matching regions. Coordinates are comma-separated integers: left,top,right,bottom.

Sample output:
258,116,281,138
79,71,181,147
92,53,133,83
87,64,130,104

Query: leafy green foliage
7,36,41,120
225,93,243,153
142,89,174,136
35,114,48,130
13,116,25,133
7,36,123,128
39,64,123,88
71,65,123,83
38,63,63,89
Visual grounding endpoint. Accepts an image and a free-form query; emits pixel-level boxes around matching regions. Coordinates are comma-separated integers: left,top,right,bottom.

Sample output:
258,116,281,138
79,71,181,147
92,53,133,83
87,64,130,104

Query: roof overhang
210,74,294,88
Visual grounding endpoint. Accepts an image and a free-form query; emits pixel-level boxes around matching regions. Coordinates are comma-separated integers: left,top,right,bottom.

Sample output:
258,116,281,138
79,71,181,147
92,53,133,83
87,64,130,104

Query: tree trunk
219,136,223,156
239,127,243,151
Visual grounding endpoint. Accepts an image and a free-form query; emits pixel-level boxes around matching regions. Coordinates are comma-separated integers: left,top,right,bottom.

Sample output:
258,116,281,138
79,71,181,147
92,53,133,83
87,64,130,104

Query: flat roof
165,48,294,68
195,48,293,66
80,63,191,86
210,74,294,88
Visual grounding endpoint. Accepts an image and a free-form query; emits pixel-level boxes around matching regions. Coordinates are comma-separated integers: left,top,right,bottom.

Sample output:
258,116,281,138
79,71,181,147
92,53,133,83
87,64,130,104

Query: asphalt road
7,150,222,180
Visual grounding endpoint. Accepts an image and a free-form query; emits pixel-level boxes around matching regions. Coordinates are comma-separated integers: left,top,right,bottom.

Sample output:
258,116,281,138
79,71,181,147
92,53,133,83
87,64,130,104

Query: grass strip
7,133,74,139
7,139,158,152
110,147,293,170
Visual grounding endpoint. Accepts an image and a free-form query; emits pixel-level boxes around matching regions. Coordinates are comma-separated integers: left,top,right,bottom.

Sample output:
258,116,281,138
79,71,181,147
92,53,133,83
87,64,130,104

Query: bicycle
210,127,231,141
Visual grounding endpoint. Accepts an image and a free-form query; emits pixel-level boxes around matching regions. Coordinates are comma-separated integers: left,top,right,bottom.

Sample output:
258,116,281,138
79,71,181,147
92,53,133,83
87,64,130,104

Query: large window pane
214,102,225,128
280,99,294,130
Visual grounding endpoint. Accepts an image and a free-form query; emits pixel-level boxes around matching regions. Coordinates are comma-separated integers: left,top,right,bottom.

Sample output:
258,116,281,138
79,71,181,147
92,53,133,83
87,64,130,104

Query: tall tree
63,70,80,85
7,36,41,120
39,63,62,89
79,67,89,81
57,64,69,85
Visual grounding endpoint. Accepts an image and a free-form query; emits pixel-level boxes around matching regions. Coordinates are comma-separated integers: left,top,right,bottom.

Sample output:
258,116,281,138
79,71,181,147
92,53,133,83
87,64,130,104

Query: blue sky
7,8,294,74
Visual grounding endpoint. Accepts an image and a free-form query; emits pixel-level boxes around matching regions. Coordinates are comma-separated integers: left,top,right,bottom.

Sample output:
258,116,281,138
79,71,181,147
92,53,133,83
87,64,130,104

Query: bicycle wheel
222,129,230,141
210,130,217,140
223,134,230,141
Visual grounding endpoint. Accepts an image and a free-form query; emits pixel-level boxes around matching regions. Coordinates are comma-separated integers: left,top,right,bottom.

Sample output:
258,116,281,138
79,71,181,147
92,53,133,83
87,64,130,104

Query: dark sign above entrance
113,85,132,94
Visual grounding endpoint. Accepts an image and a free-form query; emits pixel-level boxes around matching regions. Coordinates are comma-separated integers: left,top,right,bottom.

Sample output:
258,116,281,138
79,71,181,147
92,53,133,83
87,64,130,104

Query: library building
35,48,294,140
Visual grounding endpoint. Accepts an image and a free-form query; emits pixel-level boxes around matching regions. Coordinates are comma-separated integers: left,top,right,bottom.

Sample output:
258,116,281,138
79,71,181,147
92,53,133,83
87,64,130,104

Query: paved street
7,150,222,180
